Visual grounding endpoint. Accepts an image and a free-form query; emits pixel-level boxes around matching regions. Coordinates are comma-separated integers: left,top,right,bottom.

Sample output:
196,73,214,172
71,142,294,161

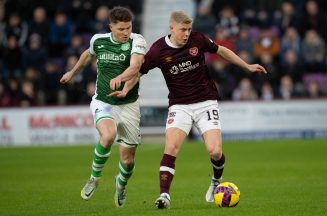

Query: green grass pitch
0,139,326,216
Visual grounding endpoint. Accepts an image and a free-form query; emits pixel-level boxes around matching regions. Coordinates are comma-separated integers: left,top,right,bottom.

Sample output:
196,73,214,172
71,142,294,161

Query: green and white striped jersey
89,32,146,105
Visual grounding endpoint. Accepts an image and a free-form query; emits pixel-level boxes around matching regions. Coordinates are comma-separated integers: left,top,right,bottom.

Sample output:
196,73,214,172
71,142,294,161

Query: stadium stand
0,0,326,108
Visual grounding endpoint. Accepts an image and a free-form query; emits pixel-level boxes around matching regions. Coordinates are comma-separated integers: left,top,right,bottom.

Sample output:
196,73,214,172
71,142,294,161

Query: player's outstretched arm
60,49,94,84
217,46,267,74
110,53,144,90
108,73,142,98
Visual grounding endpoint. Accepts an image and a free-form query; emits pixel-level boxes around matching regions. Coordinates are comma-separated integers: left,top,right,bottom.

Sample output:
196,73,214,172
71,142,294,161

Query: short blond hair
170,11,193,24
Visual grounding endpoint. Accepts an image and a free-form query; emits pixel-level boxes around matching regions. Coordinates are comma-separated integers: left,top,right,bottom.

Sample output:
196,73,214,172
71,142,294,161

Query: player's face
170,22,192,47
109,21,132,43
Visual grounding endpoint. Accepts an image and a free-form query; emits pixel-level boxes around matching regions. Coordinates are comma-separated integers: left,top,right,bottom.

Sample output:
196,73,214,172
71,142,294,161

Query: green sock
117,160,135,188
91,141,111,178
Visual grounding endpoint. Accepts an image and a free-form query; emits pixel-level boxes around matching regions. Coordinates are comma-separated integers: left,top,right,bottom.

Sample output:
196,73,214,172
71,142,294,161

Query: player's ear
109,23,113,31
169,24,174,33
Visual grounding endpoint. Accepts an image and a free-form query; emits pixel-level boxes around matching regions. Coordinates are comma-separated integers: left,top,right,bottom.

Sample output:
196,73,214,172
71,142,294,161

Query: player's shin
91,141,112,178
211,153,225,180
159,154,176,195
116,160,135,188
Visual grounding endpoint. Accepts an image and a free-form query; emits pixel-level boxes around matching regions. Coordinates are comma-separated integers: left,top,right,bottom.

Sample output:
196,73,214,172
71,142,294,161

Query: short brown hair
109,6,134,24
170,11,193,24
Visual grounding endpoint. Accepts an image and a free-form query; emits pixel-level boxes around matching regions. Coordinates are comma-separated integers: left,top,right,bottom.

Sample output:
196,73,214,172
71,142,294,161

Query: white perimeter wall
0,100,327,146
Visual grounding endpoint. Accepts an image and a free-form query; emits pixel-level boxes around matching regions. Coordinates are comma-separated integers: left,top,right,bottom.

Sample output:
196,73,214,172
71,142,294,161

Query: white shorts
90,99,141,147
166,100,221,135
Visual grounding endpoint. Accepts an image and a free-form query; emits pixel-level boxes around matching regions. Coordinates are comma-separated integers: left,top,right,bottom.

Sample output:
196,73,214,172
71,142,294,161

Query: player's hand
107,90,127,98
247,64,267,74
110,76,122,90
60,72,73,84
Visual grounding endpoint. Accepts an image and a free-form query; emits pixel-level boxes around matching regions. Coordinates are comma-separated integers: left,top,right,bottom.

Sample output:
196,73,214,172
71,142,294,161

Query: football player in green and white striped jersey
60,6,146,208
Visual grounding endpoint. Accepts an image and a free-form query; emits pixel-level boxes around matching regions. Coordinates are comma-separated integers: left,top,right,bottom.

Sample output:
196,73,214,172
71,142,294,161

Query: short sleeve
199,32,219,54
131,33,147,55
89,34,97,55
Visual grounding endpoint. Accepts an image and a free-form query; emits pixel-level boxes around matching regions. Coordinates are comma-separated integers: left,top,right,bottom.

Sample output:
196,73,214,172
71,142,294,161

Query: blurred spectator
255,27,280,60
257,52,280,89
83,59,98,84
65,34,85,58
69,0,96,33
6,78,20,106
2,35,23,79
92,5,110,34
260,81,274,100
28,7,50,46
24,67,41,96
280,27,301,64
18,80,37,107
230,50,254,83
240,8,257,27
49,11,74,57
22,33,47,72
256,9,271,29
300,0,327,39
208,27,235,65
79,81,96,103
232,78,258,100
216,5,239,38
273,1,299,35
209,60,235,100
280,50,304,84
2,13,28,47
64,55,85,104
304,80,324,98
42,60,63,105
235,26,255,61
301,29,325,72
0,81,13,107
193,4,217,38
276,75,299,99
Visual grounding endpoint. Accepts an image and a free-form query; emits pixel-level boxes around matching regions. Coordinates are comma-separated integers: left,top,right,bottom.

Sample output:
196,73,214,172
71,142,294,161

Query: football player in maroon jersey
110,11,267,209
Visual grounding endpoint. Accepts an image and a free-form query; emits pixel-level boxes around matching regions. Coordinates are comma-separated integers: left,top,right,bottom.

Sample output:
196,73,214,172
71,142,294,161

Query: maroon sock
159,154,176,194
211,153,225,179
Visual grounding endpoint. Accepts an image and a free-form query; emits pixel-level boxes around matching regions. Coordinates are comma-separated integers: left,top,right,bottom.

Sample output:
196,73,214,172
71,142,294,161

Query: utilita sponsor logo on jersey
169,61,200,75
29,114,94,128
99,53,126,63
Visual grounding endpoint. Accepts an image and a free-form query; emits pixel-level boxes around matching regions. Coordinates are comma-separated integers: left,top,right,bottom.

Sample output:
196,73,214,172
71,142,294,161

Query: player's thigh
165,106,192,156
116,100,141,147
90,99,117,144
165,127,188,156
97,119,117,141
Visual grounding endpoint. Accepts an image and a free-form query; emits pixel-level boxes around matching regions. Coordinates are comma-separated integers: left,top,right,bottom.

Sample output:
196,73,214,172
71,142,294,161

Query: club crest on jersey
121,43,130,51
189,47,198,56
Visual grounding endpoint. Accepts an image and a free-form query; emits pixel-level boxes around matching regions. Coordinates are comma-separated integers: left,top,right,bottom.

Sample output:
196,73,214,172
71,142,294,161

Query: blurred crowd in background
0,0,327,107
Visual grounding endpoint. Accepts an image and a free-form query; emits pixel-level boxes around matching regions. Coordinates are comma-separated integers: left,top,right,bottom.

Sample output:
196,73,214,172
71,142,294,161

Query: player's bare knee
208,148,222,160
121,159,135,168
100,134,115,147
165,143,180,156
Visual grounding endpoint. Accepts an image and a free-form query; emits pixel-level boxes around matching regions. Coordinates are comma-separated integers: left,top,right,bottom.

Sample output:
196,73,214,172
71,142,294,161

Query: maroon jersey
140,32,219,107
